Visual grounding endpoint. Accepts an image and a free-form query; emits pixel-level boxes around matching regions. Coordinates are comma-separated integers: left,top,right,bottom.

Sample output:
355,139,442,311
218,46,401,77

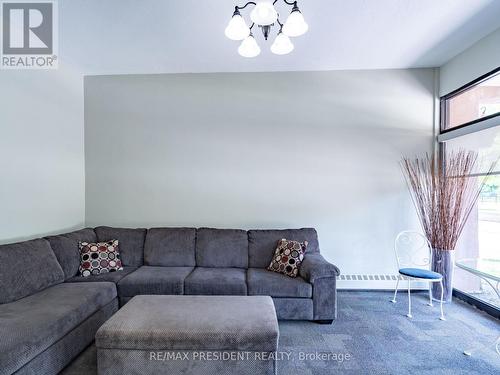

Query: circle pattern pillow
78,240,123,277
267,238,308,278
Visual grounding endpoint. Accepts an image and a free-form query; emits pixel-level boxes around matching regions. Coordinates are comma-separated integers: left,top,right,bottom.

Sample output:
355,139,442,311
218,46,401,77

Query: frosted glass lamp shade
238,34,261,58
225,14,250,40
271,32,294,55
250,1,278,26
283,9,308,37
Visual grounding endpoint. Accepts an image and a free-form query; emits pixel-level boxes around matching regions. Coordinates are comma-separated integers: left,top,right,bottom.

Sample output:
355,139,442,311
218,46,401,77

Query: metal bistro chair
391,231,445,321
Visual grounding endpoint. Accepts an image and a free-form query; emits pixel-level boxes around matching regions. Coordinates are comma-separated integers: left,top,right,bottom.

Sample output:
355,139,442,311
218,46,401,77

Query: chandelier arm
235,0,296,12
235,2,256,11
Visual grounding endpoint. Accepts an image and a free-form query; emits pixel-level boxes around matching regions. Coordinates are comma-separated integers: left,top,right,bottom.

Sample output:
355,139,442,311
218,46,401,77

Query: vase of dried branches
401,149,496,303
431,248,455,302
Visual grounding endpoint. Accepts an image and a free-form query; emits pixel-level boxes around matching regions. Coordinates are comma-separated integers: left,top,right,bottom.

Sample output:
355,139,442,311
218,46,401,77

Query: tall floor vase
431,249,455,302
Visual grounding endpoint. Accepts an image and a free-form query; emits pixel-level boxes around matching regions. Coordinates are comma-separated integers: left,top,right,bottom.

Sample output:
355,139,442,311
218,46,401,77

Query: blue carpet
62,291,500,374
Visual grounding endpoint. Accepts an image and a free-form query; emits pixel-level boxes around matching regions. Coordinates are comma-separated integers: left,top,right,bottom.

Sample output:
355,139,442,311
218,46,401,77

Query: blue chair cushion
399,268,442,279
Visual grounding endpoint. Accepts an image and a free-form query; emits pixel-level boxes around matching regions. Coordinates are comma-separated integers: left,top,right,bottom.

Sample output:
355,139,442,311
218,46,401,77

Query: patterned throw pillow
78,240,123,277
267,239,308,278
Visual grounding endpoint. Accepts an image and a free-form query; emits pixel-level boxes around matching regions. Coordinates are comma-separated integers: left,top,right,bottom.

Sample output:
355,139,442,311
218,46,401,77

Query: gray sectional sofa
0,227,339,375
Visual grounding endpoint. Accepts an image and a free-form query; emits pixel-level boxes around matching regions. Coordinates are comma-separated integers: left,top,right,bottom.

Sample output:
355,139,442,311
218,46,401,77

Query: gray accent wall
84,69,435,277
0,67,85,244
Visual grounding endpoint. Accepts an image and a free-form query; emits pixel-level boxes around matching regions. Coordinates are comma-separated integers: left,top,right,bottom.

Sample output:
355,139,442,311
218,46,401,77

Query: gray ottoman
95,295,279,375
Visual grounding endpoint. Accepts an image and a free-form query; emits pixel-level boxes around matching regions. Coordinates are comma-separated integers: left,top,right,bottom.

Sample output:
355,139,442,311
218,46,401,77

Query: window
446,127,500,309
439,68,500,310
441,68,500,131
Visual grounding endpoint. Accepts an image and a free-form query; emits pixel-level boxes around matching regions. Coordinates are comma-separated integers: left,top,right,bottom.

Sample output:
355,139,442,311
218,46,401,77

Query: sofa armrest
300,253,340,283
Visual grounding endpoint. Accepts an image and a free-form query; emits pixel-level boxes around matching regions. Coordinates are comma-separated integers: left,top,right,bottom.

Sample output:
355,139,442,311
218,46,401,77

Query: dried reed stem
401,150,495,250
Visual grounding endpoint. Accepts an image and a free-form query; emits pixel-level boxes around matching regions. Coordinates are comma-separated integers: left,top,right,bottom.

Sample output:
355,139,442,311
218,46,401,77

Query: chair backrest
394,231,432,270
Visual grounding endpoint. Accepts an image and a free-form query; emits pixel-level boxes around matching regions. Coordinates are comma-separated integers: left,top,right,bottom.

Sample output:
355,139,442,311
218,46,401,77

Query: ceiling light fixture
270,29,294,55
238,32,261,57
225,1,308,57
282,2,308,37
225,9,250,40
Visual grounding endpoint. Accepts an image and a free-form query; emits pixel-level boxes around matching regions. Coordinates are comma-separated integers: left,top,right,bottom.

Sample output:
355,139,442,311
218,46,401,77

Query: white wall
85,69,435,280
440,26,500,96
0,67,85,244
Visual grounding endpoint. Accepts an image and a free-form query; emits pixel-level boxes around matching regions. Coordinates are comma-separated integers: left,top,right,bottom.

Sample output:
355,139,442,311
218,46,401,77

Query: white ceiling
60,0,500,75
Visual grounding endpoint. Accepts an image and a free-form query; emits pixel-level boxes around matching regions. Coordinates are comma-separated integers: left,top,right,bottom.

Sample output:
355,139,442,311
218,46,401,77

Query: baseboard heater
336,274,428,290
337,274,405,281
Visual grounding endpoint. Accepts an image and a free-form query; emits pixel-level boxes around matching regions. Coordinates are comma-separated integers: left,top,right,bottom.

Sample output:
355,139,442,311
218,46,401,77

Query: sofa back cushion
144,228,196,267
45,228,97,280
94,226,146,267
0,238,64,304
195,228,248,268
248,228,320,268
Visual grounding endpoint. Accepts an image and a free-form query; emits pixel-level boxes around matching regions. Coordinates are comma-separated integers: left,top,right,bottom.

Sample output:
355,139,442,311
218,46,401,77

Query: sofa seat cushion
0,238,65,304
0,282,116,375
95,226,146,267
117,266,194,297
247,268,312,298
45,228,97,280
184,267,247,295
66,266,138,284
